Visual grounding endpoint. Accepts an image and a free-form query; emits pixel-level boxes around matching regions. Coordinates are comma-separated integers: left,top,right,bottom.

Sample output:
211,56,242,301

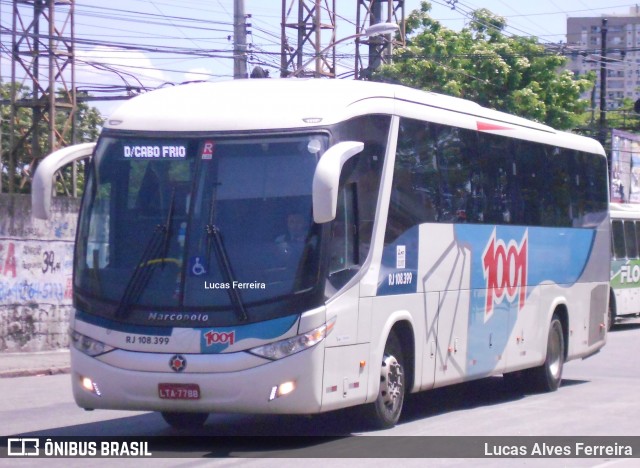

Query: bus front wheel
160,411,209,429
363,330,405,429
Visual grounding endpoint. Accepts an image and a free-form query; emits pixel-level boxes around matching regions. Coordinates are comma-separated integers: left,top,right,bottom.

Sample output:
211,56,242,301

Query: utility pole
233,0,248,79
368,0,383,71
280,0,336,78
599,18,608,146
8,0,76,194
355,0,405,80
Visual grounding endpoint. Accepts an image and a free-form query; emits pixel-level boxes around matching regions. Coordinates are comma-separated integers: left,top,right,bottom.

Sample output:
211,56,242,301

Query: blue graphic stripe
199,314,299,353
454,224,595,375
377,226,420,296
454,225,595,290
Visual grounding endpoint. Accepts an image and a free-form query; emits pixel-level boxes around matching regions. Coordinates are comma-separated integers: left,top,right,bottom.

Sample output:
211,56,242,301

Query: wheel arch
367,312,417,401
389,319,416,394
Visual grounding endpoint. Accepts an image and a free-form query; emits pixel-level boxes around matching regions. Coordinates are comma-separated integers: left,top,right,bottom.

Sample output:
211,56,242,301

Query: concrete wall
0,194,80,352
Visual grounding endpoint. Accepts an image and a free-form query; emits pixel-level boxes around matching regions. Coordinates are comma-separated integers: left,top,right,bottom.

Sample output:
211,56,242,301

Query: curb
0,350,71,379
0,366,71,378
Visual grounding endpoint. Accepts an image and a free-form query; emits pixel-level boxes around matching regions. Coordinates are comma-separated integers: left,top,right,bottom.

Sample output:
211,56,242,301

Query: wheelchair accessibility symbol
189,256,207,276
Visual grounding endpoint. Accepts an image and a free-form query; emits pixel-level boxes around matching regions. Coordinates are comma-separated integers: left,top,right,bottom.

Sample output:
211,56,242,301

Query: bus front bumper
70,344,325,415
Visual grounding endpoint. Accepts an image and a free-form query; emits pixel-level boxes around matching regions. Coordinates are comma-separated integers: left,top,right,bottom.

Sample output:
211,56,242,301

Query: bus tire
607,295,616,331
523,315,565,393
160,411,209,429
363,330,405,429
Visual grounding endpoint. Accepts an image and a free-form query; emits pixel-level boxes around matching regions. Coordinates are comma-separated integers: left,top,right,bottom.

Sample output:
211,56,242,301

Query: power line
0,1,631,102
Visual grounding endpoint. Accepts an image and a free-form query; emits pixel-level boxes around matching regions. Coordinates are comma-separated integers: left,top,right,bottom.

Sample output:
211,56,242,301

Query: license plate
158,383,200,400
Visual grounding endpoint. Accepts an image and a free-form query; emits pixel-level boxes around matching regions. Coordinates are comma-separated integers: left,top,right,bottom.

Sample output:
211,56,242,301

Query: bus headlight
70,330,114,357
248,317,336,361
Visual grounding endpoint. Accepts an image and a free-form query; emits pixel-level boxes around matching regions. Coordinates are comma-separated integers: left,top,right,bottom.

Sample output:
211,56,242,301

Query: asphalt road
1,319,639,466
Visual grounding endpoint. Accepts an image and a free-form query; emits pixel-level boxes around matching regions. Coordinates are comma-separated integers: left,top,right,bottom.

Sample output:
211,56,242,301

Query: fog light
269,380,296,401
80,375,102,396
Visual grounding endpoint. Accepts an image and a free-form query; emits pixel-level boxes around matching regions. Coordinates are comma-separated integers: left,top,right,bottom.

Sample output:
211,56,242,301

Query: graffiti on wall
0,194,80,352
0,194,77,309
0,240,74,305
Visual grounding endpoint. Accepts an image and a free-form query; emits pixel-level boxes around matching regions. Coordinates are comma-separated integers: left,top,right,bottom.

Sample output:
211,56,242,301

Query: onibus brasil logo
482,228,528,322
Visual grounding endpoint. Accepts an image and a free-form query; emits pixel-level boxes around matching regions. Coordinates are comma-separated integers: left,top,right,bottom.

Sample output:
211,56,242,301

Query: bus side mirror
312,141,364,224
32,142,96,220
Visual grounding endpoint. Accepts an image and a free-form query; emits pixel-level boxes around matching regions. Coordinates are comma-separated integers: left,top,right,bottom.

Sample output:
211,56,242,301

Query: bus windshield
74,133,328,323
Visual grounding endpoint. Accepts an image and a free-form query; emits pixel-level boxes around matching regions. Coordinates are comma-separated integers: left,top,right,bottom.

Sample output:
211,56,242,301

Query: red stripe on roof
477,121,512,131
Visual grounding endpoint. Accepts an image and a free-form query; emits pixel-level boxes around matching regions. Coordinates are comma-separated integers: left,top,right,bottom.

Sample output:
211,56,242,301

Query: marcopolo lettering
147,312,209,322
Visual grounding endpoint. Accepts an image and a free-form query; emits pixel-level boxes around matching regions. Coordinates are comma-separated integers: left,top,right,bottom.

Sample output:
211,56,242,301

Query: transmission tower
355,0,405,80
7,0,76,193
280,0,336,77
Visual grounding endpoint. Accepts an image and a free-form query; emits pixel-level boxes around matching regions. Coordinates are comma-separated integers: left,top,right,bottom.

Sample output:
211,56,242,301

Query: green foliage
373,1,594,130
1,83,104,194
604,97,640,131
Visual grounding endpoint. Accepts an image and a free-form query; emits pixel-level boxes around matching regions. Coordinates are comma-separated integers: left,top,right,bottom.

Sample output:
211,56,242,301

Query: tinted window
328,115,391,287
624,221,638,258
612,220,626,259
386,118,609,244
330,115,389,260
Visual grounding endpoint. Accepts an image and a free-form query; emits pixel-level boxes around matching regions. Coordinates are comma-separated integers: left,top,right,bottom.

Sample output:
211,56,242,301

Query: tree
0,83,104,194
373,2,595,130
602,97,640,131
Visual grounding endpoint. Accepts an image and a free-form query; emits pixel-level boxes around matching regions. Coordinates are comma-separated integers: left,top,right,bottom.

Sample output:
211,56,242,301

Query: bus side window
513,140,543,226
541,147,572,227
328,183,358,289
612,220,626,259
386,119,440,244
475,133,511,225
624,220,639,259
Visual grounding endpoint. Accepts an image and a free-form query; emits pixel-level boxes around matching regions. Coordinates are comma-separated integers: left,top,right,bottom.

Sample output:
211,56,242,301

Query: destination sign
123,144,186,159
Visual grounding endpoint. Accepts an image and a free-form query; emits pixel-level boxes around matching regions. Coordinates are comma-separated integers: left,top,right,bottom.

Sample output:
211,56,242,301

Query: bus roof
104,79,603,154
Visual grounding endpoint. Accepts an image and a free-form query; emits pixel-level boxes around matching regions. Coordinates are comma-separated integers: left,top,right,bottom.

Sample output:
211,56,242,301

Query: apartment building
566,7,640,110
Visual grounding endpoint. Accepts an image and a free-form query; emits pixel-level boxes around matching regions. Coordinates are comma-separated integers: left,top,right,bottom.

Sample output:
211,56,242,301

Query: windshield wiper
206,192,248,322
115,189,176,319
161,187,176,265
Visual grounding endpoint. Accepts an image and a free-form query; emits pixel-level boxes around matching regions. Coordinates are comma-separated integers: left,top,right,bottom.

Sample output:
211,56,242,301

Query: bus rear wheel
160,411,209,429
363,330,405,429
522,315,565,393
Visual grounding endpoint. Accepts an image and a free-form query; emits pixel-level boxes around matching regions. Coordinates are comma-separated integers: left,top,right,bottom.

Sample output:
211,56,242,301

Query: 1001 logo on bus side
482,229,528,321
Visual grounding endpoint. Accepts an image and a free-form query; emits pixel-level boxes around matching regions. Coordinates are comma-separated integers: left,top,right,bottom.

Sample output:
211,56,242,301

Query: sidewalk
0,349,70,378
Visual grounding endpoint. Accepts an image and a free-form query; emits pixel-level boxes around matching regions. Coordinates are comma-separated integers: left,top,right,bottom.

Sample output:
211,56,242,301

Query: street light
290,22,399,78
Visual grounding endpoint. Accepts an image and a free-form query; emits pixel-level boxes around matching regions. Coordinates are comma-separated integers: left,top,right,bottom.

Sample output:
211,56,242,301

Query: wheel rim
548,324,563,379
379,354,403,411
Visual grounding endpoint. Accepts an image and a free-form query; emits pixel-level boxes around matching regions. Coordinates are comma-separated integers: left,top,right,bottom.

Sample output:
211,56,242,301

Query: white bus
609,202,640,328
33,79,610,429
